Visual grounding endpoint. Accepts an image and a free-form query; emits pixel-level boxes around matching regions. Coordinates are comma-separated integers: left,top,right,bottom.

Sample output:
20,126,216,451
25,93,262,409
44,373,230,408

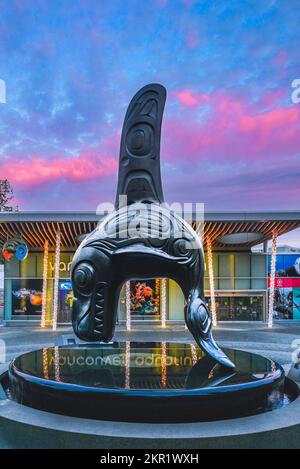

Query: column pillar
207,238,217,327
268,231,277,328
41,240,49,328
52,231,61,331
125,280,131,331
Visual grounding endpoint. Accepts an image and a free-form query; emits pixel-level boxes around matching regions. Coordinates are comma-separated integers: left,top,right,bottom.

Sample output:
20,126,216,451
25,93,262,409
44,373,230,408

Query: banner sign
268,254,300,277
268,277,300,288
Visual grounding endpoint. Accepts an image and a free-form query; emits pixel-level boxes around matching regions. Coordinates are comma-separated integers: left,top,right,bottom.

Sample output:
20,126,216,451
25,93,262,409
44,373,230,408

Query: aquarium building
0,210,300,327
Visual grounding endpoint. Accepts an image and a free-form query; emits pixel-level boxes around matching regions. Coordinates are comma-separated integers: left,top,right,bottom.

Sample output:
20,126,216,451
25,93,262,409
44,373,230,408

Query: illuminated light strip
55,222,67,247
207,238,217,327
268,231,277,329
52,230,61,331
43,348,49,380
41,240,49,328
161,278,167,328
271,360,276,374
54,346,60,382
126,281,131,332
190,344,197,366
161,341,167,388
125,341,130,389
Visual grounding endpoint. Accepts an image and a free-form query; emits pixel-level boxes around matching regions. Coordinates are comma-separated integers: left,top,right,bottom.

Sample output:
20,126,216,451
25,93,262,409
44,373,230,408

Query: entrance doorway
207,294,264,321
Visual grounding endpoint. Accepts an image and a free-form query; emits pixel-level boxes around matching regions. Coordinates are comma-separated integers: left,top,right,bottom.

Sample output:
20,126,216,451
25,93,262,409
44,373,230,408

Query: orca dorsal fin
115,83,166,209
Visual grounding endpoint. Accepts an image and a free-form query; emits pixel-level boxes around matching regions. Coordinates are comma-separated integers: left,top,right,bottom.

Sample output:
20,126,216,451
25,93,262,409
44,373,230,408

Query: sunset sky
0,0,299,238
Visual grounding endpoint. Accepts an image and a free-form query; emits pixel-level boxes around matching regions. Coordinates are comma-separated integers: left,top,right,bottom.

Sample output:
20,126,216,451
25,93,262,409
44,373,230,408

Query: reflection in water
12,343,284,392
43,348,49,380
271,360,276,374
190,344,197,366
125,341,130,389
161,342,167,388
8,342,293,423
161,279,167,328
54,346,60,382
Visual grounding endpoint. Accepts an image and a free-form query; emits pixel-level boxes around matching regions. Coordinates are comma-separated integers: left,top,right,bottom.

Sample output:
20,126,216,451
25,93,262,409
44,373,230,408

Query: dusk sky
0,0,299,227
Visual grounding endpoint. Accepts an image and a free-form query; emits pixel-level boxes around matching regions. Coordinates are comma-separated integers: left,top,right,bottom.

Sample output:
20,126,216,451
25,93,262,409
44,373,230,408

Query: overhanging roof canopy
0,211,299,250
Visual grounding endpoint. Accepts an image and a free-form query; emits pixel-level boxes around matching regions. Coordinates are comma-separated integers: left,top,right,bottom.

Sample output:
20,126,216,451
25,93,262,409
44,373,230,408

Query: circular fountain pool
3,342,297,423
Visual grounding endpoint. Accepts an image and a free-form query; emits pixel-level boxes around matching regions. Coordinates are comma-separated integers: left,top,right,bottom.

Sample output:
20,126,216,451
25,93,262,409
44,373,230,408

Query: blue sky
0,0,299,241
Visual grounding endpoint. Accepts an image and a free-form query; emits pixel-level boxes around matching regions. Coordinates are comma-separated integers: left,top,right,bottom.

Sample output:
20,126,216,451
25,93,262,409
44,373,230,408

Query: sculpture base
5,342,296,423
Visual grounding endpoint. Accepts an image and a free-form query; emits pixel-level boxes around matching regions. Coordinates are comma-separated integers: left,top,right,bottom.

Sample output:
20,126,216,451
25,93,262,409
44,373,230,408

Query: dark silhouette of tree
0,179,18,212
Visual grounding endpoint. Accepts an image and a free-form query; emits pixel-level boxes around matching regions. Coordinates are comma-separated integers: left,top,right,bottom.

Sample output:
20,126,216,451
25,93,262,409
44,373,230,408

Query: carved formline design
71,84,235,369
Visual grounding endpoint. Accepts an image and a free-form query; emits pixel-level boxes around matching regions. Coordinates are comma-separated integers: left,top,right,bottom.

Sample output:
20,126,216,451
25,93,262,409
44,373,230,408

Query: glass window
252,255,266,277
235,254,250,277
207,295,263,321
58,279,73,323
219,254,234,277
218,254,234,289
11,278,43,316
130,279,161,320
204,253,218,278
251,278,267,289
168,280,184,320
235,278,251,289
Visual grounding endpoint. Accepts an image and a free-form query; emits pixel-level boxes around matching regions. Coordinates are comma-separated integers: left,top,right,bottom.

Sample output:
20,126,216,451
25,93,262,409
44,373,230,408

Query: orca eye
73,263,95,294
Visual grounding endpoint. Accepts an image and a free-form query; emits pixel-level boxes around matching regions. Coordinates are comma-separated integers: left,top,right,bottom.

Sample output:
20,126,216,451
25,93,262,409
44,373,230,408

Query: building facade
0,211,300,326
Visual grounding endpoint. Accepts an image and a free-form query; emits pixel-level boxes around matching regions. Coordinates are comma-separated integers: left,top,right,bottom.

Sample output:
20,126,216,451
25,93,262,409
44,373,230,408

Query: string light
190,344,197,366
41,240,48,328
161,278,167,328
207,238,217,327
268,231,277,329
42,348,49,380
54,346,60,382
161,341,167,388
125,341,130,389
126,281,131,331
52,230,61,331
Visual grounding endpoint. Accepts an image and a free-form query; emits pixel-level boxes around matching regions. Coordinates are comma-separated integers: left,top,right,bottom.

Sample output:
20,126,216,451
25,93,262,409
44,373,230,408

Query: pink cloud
240,107,299,136
1,131,120,188
173,89,209,107
0,153,117,187
164,88,300,165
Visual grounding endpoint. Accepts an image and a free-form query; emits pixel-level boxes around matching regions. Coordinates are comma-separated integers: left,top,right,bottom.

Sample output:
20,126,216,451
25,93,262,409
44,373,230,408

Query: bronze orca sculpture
71,84,235,369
